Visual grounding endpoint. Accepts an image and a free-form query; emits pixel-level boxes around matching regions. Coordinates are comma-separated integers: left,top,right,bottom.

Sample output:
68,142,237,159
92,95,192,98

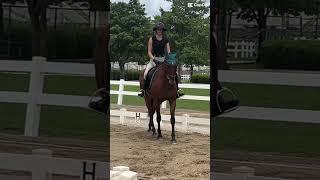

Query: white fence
1,57,320,138
228,41,256,59
1,58,312,180
110,79,209,109
0,149,108,180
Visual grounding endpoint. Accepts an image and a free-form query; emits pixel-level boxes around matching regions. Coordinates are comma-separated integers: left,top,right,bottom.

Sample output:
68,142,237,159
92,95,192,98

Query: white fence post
117,79,125,105
25,56,45,137
183,114,189,133
32,149,52,180
120,108,126,125
240,41,245,58
161,101,166,109
234,41,238,58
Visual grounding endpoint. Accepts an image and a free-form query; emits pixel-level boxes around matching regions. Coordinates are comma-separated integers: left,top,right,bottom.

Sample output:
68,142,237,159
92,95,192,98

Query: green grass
0,103,26,134
40,105,107,140
222,82,320,110
0,72,29,92
44,75,96,96
214,117,320,157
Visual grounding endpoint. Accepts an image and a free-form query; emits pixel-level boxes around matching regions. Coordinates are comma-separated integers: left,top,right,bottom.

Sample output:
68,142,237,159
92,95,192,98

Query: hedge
260,40,320,70
111,70,140,81
190,74,209,84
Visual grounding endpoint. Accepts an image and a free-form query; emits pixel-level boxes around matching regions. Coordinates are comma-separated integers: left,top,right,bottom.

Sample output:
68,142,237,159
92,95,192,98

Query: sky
111,0,210,19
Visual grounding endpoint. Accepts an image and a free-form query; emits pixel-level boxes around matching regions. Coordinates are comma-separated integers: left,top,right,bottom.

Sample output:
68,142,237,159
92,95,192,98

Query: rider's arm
148,37,155,60
166,42,171,54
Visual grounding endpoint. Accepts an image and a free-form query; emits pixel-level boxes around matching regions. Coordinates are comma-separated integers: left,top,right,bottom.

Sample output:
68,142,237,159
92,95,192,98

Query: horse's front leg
170,99,177,144
156,104,162,139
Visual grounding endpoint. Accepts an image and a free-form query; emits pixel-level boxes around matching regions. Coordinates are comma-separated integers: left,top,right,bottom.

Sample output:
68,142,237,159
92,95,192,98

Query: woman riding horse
138,22,184,98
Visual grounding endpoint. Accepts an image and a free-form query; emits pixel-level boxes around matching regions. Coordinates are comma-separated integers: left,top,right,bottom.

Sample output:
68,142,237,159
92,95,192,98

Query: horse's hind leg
156,104,162,139
148,106,156,136
169,99,177,144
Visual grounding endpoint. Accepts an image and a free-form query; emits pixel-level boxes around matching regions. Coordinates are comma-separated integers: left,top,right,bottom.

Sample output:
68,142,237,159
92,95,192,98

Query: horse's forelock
161,63,176,74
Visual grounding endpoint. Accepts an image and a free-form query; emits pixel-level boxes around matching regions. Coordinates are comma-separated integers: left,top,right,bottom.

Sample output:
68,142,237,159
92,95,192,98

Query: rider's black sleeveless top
152,35,169,57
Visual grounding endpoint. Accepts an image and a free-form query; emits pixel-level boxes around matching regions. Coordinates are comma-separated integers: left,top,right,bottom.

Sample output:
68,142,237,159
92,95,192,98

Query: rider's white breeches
143,59,156,80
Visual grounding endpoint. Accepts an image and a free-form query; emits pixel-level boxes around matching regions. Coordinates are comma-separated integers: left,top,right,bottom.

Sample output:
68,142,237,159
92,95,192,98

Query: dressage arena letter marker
136,112,141,119
120,108,126,125
135,112,141,124
82,161,96,180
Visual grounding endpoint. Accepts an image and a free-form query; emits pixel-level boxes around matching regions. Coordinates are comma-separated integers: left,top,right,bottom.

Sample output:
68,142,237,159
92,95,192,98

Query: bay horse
139,61,178,144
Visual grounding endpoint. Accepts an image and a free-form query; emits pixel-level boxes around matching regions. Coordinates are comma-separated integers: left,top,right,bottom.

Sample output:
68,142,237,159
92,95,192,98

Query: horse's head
163,62,177,85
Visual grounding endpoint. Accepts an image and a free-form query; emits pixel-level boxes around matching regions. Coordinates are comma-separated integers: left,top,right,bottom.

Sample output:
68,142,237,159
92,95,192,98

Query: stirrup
138,89,145,97
176,89,184,98
88,88,109,114
214,87,239,117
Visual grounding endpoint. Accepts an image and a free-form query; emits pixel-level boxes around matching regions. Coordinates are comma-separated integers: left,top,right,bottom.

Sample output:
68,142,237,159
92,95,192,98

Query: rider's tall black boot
138,80,148,97
175,74,184,98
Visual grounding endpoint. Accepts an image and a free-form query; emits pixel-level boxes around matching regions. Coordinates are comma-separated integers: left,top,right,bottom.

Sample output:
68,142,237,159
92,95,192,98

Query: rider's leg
138,60,156,97
175,73,184,98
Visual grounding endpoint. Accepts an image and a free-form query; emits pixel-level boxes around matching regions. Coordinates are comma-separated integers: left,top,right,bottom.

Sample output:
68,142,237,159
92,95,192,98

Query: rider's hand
155,60,161,66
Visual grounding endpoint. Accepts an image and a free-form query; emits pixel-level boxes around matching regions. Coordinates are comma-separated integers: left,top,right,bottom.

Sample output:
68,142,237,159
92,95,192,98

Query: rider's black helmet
153,22,167,31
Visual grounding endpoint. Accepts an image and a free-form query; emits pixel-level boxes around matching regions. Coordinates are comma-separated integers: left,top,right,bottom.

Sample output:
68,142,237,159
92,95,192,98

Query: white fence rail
0,149,108,180
110,79,209,109
1,58,320,137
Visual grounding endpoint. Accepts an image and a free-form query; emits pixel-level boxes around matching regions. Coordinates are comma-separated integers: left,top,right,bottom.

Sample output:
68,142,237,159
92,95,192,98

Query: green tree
155,0,209,76
110,0,151,78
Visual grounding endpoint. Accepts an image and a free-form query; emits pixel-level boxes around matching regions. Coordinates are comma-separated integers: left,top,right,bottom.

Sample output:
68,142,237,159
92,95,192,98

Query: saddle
145,66,160,90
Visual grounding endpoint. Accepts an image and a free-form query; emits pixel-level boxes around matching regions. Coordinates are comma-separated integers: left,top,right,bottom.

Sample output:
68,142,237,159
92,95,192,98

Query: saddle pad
146,67,159,89
166,53,177,65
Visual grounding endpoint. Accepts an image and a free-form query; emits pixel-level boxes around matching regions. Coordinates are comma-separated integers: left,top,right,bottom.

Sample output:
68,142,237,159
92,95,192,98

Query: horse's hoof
157,135,163,140
148,129,151,132
171,140,177,144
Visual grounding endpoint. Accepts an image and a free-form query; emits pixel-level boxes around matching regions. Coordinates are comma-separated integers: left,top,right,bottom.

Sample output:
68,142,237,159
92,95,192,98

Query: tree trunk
0,1,3,35
178,64,182,83
218,0,228,70
27,0,48,57
190,64,193,78
226,11,232,48
119,59,125,80
39,1,47,57
256,10,267,62
94,26,108,89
